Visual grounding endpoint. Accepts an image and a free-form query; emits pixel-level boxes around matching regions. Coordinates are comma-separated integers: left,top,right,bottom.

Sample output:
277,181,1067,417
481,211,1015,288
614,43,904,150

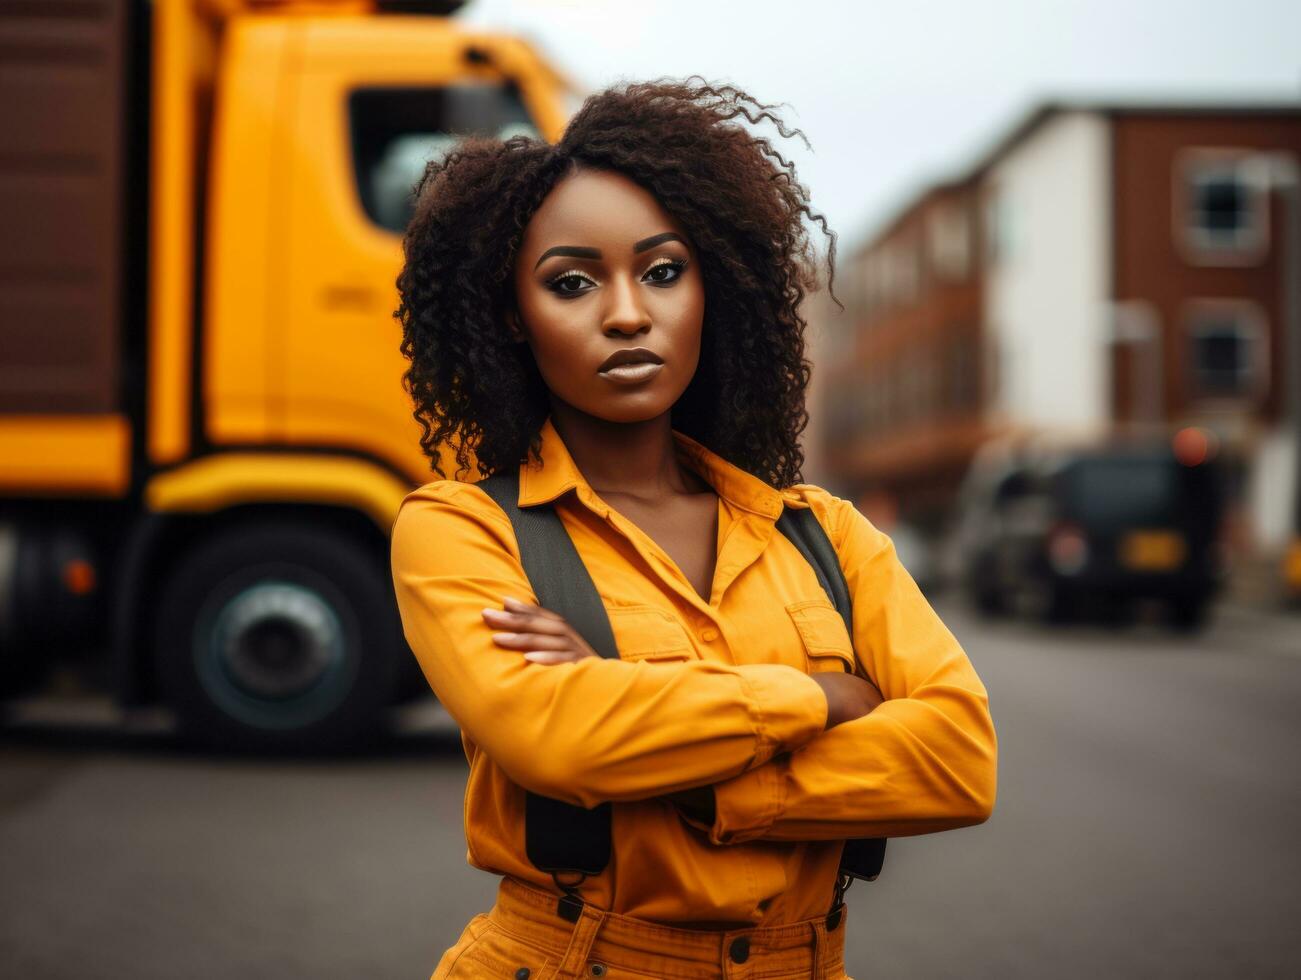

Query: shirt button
729,936,750,963
699,627,719,642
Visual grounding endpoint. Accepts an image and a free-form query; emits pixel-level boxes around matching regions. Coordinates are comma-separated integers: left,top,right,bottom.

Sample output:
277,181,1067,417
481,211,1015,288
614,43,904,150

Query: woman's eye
546,271,596,296
643,260,686,285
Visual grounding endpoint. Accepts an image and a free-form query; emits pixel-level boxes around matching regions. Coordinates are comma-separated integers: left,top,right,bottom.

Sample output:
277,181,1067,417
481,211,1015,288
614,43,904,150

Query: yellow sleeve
389,482,828,809
701,492,997,842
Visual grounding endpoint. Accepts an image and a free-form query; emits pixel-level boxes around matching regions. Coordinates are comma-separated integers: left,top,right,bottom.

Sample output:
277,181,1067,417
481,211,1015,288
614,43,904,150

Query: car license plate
1119,530,1186,571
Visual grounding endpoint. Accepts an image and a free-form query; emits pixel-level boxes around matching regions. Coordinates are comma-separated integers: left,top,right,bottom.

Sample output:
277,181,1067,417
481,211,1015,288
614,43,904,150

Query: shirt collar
518,416,794,519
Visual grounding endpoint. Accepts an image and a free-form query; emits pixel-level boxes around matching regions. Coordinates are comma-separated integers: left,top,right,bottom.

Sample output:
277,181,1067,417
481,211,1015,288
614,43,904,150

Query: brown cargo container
0,0,130,414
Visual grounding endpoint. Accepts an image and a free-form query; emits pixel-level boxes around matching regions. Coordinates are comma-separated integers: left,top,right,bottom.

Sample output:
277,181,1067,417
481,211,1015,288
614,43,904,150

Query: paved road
2,600,1299,979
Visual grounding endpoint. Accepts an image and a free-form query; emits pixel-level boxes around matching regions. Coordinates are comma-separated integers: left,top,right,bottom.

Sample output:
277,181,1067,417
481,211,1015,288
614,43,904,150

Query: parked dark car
958,431,1226,629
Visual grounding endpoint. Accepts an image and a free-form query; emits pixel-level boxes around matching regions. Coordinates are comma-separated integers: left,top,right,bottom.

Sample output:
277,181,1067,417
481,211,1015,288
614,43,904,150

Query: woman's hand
482,597,601,664
808,672,884,730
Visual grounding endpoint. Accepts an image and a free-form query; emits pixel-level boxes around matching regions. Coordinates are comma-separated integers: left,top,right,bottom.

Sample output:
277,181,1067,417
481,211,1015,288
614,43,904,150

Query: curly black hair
395,77,836,487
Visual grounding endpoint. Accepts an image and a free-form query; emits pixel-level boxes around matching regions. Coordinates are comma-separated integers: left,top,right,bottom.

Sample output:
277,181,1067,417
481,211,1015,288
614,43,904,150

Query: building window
1185,301,1267,401
946,331,980,412
349,85,537,234
984,188,1013,266
927,204,971,281
863,238,923,310
1176,150,1268,264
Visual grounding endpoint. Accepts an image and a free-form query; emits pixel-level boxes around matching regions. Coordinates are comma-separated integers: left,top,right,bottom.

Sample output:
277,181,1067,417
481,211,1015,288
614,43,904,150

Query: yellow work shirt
390,418,997,926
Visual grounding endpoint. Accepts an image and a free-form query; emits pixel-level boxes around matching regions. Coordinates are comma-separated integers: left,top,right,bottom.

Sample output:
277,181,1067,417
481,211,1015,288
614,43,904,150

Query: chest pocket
607,605,696,663
785,598,858,674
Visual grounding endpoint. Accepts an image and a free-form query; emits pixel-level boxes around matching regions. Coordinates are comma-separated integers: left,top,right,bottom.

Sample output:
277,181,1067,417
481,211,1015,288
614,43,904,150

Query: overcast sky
461,0,1301,253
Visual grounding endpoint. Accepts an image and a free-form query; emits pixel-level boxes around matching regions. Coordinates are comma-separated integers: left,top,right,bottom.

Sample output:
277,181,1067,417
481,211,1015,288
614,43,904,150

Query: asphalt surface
1,599,1299,979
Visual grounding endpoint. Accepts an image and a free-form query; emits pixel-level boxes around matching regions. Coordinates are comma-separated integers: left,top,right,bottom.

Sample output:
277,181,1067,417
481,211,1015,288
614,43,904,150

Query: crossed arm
483,595,884,829
390,482,997,841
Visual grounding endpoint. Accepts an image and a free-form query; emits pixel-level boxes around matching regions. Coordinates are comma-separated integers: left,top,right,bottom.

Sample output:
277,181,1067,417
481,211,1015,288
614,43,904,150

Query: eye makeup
642,256,687,285
545,268,599,296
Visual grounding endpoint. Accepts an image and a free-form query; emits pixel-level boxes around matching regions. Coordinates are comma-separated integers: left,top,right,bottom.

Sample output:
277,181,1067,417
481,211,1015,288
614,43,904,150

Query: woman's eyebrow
534,245,601,270
633,232,683,253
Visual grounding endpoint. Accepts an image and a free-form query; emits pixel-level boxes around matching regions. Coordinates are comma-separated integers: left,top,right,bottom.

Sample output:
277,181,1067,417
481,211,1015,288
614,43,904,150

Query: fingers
488,631,573,652
482,603,575,656
481,607,569,635
484,597,597,664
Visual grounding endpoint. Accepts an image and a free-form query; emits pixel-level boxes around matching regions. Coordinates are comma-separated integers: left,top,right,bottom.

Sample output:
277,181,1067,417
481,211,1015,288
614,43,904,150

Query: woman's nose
601,274,651,336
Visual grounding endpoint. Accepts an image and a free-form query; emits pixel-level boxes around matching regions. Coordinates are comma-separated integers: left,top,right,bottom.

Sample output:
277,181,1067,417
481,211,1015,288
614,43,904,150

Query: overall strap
478,473,619,660
774,506,887,886
478,472,615,921
774,507,853,637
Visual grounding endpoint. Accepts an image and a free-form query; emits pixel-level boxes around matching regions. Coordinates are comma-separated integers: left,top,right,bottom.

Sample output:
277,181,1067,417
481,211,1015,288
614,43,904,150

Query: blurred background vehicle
957,431,1226,628
0,0,569,750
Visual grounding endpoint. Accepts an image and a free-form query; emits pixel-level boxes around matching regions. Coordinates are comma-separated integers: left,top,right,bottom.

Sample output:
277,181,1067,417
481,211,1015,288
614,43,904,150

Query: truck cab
0,0,571,750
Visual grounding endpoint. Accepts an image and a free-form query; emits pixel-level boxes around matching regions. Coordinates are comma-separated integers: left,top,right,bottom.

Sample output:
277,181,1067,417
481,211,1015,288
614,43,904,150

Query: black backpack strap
477,472,615,920
775,505,887,886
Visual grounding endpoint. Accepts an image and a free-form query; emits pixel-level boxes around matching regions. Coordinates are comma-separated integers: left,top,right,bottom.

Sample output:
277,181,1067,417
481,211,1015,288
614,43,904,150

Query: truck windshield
350,85,537,233
1066,457,1176,526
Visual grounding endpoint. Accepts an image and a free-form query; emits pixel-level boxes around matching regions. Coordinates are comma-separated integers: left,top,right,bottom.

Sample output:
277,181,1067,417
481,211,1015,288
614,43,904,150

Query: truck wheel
153,523,404,753
966,554,1007,617
1167,594,1212,633
970,580,1007,617
1015,576,1074,624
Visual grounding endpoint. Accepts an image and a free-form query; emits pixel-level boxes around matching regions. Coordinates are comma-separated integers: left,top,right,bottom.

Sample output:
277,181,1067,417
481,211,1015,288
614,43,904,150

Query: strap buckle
552,871,586,923
825,871,853,931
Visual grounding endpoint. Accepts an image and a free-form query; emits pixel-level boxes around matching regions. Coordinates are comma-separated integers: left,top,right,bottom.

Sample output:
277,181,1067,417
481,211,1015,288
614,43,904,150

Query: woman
391,79,996,980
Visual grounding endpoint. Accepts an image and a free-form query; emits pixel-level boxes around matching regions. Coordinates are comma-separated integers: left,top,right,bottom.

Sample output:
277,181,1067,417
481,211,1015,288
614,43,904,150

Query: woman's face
512,167,705,424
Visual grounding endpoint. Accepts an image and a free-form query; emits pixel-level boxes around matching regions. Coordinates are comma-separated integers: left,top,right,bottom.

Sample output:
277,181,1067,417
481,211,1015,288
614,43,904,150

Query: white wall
982,112,1112,433
1249,428,1298,550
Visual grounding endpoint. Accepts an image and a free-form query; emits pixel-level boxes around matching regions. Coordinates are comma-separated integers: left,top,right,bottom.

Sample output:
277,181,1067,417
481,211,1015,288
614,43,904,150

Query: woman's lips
599,361,665,384
597,346,665,385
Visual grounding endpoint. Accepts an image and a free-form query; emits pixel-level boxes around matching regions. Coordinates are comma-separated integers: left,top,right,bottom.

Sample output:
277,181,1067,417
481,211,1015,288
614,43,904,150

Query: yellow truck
0,0,569,750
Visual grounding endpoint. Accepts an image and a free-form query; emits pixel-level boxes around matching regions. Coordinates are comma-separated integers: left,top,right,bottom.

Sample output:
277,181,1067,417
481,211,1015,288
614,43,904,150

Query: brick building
817,101,1301,554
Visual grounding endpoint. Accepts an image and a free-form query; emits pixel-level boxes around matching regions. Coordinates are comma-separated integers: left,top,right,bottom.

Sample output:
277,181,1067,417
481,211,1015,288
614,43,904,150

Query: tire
1093,592,1133,628
966,553,1007,617
1040,584,1076,625
1014,575,1074,624
0,523,85,699
153,523,405,753
1168,594,1212,633
971,580,1007,617
0,647,50,702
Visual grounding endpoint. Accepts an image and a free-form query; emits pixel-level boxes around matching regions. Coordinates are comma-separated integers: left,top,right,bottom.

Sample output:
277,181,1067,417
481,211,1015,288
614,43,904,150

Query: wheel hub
195,579,356,730
214,584,340,699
